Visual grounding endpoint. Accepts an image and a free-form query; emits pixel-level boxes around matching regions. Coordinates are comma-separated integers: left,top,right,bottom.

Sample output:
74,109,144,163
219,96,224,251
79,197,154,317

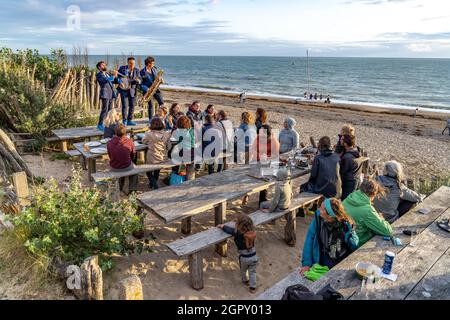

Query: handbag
169,172,186,186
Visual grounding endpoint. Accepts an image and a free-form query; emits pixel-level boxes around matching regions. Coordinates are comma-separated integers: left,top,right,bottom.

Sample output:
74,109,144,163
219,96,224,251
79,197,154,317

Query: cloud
407,43,432,52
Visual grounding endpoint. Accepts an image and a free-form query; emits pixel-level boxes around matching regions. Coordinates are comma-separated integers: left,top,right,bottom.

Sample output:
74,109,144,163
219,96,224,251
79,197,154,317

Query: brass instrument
142,69,164,104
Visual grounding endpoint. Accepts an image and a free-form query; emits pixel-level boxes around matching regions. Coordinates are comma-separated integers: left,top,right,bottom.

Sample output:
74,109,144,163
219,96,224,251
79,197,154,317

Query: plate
85,141,101,148
100,138,111,144
90,147,107,154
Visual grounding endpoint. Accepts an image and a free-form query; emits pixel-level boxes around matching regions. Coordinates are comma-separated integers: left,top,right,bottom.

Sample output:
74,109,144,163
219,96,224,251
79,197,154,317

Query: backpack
281,284,323,300
316,218,359,264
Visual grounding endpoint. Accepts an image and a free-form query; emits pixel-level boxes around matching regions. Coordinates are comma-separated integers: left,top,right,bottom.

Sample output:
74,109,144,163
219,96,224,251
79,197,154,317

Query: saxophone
142,69,164,104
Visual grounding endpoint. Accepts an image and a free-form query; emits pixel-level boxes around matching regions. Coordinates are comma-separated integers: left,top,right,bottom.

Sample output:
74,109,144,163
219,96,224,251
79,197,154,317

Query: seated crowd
104,102,423,291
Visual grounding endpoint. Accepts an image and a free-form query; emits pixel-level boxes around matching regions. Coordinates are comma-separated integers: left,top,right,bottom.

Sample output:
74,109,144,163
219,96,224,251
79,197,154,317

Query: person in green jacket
343,178,393,246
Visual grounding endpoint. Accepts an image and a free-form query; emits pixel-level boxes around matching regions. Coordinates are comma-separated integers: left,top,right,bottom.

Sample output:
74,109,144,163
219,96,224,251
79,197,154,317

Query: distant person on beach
255,107,268,133
202,114,222,175
374,161,422,223
186,101,203,128
314,93,318,100
202,104,217,121
310,93,313,100
167,103,184,131
103,108,121,139
339,134,363,200
117,57,140,126
240,92,247,104
343,178,394,247
320,93,323,100
216,110,234,172
304,92,308,99
442,119,450,136
106,124,138,192
279,117,300,154
325,95,331,104
142,117,172,190
217,214,258,294
300,198,357,275
301,136,342,198
140,56,164,122
95,61,119,131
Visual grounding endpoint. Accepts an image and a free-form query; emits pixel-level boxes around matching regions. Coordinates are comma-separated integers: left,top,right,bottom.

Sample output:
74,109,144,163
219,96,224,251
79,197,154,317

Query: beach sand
17,88,450,300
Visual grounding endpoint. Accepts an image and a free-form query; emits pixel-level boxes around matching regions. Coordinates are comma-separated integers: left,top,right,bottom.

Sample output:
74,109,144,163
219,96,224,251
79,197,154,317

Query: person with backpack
217,214,258,294
442,119,450,136
300,198,358,276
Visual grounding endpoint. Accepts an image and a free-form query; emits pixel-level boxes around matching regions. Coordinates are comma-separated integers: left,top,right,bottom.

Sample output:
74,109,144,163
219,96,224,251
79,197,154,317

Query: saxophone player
140,56,164,122
118,57,141,126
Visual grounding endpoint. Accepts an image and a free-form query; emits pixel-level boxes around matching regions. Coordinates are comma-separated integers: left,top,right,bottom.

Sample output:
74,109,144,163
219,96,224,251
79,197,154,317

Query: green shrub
12,168,143,271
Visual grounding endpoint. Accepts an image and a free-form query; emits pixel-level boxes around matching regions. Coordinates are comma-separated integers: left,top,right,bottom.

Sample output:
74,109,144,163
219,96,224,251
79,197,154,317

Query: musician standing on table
140,56,164,122
96,61,119,131
118,57,141,126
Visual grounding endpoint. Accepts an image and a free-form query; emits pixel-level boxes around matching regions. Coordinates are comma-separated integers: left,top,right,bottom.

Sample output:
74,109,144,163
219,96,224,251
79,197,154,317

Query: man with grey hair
373,160,422,223
279,117,300,154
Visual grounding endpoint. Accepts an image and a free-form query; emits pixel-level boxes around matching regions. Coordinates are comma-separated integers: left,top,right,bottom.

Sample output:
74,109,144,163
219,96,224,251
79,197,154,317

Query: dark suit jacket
118,65,140,97
96,71,118,100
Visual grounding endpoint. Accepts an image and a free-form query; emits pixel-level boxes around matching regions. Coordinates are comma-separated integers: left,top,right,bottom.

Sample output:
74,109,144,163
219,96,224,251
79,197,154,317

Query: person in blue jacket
300,198,358,275
96,61,119,131
117,57,141,126
140,56,164,122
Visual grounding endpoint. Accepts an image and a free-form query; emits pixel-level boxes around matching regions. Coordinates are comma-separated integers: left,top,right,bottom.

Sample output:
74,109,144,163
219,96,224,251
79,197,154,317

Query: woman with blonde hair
335,123,356,154
374,160,422,223
103,108,121,138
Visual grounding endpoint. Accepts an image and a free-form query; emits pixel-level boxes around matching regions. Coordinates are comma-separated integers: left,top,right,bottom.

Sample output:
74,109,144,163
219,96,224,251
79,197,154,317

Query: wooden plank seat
256,186,450,300
166,192,323,290
91,162,176,182
64,149,86,169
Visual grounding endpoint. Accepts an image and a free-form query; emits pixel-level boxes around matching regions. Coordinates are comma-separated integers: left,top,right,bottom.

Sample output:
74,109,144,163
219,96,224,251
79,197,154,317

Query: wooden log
189,252,204,290
73,256,103,300
71,70,78,105
0,140,26,175
214,202,228,257
284,210,297,247
95,80,100,109
0,128,34,179
181,217,192,235
79,69,85,107
12,172,30,207
62,71,74,103
90,71,95,111
118,275,144,300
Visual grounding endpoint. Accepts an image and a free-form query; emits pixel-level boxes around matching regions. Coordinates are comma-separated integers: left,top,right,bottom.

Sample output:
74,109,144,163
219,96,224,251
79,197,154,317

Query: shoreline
161,85,450,120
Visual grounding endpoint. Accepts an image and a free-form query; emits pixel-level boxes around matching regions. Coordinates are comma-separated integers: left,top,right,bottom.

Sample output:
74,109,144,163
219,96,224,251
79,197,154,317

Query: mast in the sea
306,49,310,95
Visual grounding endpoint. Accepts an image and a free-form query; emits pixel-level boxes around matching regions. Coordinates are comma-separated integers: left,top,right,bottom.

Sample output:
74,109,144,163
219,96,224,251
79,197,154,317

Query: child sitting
260,167,293,212
218,214,258,293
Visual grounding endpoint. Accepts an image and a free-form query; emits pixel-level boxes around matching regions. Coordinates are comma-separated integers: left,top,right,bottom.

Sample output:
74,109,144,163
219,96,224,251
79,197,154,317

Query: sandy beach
16,87,450,300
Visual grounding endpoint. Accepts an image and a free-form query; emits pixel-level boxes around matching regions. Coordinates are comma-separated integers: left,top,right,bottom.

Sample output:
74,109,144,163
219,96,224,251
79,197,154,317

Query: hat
285,117,296,129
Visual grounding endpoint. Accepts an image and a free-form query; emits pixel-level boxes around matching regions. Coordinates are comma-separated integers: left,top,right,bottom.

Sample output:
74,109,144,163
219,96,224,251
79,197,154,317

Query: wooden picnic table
137,163,311,235
73,141,148,180
51,120,149,151
257,186,450,300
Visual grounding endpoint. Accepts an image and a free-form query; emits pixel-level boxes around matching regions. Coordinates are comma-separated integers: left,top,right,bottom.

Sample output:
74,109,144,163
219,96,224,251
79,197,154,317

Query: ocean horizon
77,55,450,113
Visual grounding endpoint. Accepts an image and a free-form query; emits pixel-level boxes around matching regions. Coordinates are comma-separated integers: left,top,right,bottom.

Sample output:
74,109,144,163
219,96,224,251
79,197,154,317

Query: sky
0,0,450,57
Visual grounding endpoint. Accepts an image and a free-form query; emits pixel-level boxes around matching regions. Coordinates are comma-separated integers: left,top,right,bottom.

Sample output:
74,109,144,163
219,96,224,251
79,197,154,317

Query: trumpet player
140,56,164,122
96,61,119,131
118,57,141,126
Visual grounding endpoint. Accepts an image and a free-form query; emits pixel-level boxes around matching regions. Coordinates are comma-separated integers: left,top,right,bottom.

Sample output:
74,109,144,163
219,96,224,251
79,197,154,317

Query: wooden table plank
351,208,450,300
406,249,450,300
73,141,147,160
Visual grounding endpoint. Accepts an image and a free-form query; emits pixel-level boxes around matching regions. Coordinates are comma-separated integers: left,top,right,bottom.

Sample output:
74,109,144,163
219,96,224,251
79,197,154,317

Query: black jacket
308,149,342,198
340,148,362,182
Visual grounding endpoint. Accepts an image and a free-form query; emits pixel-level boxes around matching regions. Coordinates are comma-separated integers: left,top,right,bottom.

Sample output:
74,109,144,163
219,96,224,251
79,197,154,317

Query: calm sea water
84,56,450,111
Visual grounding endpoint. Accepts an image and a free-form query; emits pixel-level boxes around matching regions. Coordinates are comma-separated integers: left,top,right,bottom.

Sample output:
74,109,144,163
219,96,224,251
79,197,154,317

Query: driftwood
0,128,34,180
73,256,103,300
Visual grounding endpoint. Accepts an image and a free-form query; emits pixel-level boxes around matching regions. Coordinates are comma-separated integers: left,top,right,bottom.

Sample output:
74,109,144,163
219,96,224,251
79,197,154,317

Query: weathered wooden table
73,141,148,181
257,186,450,300
137,164,311,235
51,120,149,151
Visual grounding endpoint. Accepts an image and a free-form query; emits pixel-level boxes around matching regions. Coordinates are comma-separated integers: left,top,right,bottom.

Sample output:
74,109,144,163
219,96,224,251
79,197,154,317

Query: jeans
239,254,258,289
147,90,164,122
98,98,113,126
120,91,136,121
146,170,160,189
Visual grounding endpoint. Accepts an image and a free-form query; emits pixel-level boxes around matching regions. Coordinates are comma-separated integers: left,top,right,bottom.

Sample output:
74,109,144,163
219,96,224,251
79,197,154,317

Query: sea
83,56,450,113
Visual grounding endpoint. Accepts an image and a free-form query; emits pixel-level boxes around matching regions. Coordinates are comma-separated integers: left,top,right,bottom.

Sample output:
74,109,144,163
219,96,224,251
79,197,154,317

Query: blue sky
0,0,449,57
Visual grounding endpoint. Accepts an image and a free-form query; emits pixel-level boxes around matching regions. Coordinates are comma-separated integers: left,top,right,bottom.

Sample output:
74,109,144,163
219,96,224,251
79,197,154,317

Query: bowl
355,262,382,280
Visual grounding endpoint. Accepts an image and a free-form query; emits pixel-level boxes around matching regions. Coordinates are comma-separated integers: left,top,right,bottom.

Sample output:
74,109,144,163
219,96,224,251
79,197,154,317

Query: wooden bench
64,149,87,169
256,186,450,300
166,192,323,290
